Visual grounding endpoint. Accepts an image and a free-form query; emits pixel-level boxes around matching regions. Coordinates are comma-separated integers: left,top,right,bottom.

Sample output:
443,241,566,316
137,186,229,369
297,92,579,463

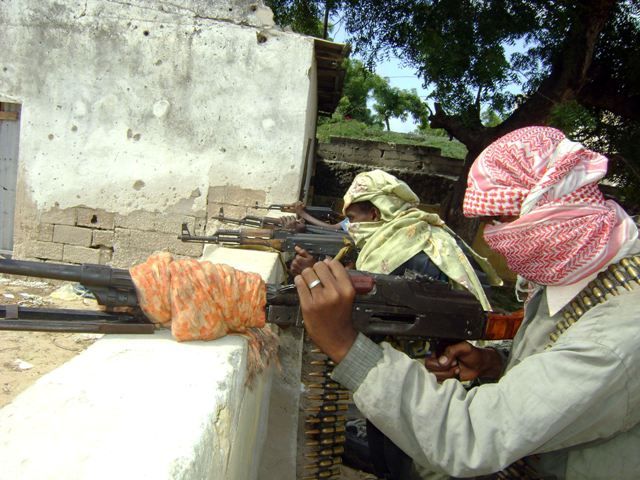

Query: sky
330,18,527,134
331,17,429,133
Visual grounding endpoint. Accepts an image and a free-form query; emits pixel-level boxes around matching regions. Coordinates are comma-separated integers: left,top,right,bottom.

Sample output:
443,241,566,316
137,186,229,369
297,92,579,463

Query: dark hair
348,200,376,212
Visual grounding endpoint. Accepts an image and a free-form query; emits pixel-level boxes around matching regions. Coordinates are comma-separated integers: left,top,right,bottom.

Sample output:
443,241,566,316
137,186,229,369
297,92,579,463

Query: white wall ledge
0,248,300,480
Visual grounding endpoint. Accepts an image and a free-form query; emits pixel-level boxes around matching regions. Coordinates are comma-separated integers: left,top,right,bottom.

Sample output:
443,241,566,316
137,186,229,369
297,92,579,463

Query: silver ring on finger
307,279,322,289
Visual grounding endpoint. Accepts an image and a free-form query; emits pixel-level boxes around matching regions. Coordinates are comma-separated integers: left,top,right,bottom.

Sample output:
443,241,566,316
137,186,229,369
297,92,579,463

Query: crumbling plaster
0,0,317,262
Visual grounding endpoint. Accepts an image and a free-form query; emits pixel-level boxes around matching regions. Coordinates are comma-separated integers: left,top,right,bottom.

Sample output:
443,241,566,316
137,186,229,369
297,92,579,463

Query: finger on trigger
294,275,312,305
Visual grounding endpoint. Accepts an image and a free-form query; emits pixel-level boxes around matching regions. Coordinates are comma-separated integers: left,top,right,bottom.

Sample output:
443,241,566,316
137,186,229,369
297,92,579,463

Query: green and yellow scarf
344,170,501,310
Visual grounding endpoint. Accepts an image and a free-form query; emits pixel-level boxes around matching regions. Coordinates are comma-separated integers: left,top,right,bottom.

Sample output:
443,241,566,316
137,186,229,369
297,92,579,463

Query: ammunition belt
546,255,640,348
494,255,640,480
302,348,348,479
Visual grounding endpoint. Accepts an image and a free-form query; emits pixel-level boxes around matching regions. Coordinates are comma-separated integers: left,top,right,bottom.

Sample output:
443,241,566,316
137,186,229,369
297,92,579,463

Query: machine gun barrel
0,258,138,307
267,272,522,342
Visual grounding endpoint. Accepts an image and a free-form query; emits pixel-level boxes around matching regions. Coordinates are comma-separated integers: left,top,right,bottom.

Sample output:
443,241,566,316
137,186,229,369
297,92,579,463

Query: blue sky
330,19,527,133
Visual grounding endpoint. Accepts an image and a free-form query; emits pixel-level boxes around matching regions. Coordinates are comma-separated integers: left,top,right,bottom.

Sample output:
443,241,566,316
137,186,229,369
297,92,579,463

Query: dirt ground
0,276,102,408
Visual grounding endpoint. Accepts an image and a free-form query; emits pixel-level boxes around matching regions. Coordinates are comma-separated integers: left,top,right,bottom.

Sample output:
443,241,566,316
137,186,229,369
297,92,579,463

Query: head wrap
343,169,419,220
464,126,638,286
344,170,500,310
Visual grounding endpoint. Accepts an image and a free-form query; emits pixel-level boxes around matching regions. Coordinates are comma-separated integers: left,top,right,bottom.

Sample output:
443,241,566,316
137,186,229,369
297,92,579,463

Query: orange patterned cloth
129,252,266,341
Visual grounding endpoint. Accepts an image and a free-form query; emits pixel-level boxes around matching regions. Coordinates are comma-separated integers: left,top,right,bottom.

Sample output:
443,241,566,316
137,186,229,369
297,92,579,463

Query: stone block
63,245,101,264
207,185,266,209
52,225,93,247
98,248,113,265
111,247,157,268
92,230,115,248
170,238,204,257
36,223,54,242
114,228,202,262
77,208,115,230
40,207,76,226
114,210,156,232
23,241,64,261
153,213,196,235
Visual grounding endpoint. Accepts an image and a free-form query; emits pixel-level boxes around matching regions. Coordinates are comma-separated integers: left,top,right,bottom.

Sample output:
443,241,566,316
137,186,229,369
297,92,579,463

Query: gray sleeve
350,338,628,477
330,333,383,391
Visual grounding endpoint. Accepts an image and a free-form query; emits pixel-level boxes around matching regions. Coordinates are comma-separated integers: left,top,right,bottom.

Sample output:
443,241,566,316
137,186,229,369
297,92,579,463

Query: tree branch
498,0,617,135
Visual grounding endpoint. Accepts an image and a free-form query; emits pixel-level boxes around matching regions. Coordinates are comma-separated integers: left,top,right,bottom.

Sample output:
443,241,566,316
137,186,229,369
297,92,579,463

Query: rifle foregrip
484,310,524,340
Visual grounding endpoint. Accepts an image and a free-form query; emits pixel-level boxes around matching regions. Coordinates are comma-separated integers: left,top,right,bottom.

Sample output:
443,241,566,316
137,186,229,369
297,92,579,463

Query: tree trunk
433,0,617,243
439,147,482,244
322,0,331,40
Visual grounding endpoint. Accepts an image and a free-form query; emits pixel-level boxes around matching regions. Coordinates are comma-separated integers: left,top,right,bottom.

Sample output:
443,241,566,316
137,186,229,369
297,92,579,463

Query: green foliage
550,102,640,212
265,0,326,37
339,0,640,211
372,83,429,131
317,119,467,159
335,59,384,124
341,0,538,119
332,58,431,132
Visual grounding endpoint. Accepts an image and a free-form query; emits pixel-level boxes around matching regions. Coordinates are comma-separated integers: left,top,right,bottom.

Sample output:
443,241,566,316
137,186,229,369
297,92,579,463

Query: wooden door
0,103,21,255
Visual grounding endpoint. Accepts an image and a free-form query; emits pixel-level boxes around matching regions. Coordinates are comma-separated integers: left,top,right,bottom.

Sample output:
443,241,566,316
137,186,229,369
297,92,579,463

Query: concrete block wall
1,0,318,264
313,136,465,207
24,206,205,266
317,136,464,176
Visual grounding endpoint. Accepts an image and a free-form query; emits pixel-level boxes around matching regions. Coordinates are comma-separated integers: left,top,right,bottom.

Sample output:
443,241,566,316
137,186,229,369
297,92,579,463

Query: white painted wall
0,0,315,217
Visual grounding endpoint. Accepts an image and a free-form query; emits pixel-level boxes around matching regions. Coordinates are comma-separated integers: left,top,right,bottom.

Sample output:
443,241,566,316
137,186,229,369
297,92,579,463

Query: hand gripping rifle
178,223,356,261
0,258,522,343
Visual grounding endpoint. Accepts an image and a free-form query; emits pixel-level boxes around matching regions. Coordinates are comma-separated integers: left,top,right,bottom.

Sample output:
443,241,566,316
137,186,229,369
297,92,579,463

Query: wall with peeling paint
0,0,317,265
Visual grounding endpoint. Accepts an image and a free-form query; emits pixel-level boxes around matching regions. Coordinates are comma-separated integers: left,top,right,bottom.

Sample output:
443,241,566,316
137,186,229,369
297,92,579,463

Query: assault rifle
178,223,355,259
216,208,339,235
252,203,343,224
0,258,522,342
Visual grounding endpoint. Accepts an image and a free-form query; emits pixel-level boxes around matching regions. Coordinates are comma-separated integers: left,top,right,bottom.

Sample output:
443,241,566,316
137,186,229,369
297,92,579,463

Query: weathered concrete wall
313,136,464,208
0,0,317,266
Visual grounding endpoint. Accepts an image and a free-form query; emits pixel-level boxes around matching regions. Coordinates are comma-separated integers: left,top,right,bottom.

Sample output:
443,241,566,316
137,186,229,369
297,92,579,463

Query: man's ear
372,207,381,221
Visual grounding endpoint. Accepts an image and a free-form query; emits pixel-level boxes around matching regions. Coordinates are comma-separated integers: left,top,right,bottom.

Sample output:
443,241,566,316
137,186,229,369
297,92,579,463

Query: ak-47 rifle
0,258,522,343
178,223,355,259
215,208,342,235
216,207,289,229
252,203,343,224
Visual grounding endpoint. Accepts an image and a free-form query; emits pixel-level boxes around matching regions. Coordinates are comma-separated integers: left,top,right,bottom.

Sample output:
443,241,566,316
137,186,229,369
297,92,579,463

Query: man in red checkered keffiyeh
464,126,638,286
293,127,640,479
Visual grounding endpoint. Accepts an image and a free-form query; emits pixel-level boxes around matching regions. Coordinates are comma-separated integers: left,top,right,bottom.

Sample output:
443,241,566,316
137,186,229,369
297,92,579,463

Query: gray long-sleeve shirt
332,286,640,479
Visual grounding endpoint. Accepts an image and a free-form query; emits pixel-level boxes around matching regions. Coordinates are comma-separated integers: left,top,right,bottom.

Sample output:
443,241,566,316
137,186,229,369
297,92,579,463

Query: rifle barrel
0,258,135,290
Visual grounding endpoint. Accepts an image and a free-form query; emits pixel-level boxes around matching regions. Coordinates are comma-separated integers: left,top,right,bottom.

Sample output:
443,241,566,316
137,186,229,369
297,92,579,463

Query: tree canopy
268,0,640,237
339,0,640,225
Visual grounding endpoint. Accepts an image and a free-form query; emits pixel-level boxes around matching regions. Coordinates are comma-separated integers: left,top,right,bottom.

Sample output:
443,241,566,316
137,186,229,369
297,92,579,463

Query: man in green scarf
293,169,500,309
293,170,501,479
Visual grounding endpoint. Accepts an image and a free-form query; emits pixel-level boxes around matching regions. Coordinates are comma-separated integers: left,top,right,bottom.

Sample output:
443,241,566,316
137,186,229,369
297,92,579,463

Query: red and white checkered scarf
464,126,638,285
